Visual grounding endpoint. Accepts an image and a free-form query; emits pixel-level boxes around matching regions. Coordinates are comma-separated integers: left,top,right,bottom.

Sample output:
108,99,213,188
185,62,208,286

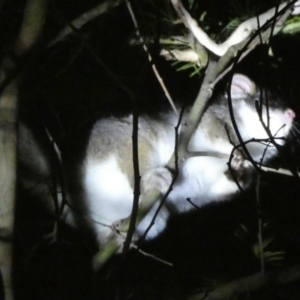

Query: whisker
291,133,300,144
292,126,300,135
294,124,300,129
293,120,300,126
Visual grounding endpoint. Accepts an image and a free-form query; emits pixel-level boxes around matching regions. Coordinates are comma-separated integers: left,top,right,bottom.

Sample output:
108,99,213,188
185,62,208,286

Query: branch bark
188,265,300,300
170,0,300,57
0,1,47,299
49,0,122,47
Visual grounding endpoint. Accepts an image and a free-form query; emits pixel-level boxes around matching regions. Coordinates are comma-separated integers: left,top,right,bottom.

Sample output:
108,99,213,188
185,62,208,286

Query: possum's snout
284,108,296,125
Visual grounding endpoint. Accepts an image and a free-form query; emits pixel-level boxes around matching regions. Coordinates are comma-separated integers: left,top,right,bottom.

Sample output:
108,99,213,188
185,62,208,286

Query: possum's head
229,74,295,161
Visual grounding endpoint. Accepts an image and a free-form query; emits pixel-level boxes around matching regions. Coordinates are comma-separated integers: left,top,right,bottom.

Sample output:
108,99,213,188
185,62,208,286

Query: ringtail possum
83,74,295,247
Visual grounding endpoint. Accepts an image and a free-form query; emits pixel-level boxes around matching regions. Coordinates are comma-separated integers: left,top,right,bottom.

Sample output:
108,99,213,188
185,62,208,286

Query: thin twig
187,148,299,177
140,107,185,242
131,244,173,266
49,0,122,47
170,0,299,57
122,94,140,257
187,264,300,300
256,174,265,274
125,0,178,115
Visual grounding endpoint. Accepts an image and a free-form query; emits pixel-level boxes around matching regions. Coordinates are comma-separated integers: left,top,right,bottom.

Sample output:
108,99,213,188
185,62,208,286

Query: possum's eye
260,91,284,109
255,96,280,110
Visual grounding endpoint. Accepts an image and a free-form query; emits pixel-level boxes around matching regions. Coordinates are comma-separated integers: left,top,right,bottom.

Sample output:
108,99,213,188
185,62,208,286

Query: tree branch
0,1,47,299
187,265,300,300
170,0,300,57
49,0,122,47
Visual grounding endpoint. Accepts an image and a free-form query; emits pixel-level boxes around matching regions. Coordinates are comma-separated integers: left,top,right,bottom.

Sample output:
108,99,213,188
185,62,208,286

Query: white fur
135,157,241,238
84,155,134,242
136,203,169,239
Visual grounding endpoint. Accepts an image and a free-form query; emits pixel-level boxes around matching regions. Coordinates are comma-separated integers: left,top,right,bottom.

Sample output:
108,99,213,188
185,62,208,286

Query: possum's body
83,74,295,245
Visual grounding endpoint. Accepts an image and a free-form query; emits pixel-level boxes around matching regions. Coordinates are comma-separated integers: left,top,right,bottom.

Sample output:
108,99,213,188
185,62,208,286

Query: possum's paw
141,167,173,195
231,151,251,172
226,151,253,188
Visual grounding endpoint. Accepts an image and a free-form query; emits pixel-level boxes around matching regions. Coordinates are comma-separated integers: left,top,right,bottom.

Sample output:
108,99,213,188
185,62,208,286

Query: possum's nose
284,108,296,124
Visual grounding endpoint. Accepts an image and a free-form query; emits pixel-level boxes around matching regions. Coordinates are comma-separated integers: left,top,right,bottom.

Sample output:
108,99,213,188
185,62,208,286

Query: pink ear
230,74,256,99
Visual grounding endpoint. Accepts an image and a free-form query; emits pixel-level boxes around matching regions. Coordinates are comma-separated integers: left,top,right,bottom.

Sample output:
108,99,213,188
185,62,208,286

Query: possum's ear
229,74,256,99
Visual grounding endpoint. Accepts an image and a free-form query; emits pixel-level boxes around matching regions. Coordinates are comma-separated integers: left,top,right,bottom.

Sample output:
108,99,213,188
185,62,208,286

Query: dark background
2,0,300,299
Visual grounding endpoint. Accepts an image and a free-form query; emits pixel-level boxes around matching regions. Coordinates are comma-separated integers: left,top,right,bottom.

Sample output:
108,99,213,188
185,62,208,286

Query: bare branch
140,107,184,242
0,1,47,299
14,0,47,56
187,265,300,300
186,151,299,177
130,244,173,267
256,174,265,274
160,48,200,62
125,0,178,115
170,0,299,57
49,0,122,47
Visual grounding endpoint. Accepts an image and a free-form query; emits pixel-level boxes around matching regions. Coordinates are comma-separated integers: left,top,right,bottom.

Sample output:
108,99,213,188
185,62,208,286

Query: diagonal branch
0,1,48,299
170,0,300,57
49,0,122,47
188,264,300,300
